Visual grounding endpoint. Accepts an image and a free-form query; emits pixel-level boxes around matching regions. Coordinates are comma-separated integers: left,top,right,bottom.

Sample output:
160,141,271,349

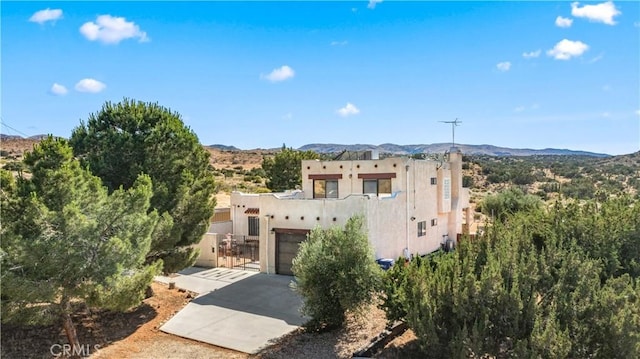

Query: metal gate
215,234,260,271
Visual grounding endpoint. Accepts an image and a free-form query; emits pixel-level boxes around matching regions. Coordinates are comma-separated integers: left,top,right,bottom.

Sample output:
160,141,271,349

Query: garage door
276,231,308,276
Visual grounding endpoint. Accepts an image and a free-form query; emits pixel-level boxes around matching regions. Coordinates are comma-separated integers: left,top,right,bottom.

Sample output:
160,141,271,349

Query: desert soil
2,280,419,359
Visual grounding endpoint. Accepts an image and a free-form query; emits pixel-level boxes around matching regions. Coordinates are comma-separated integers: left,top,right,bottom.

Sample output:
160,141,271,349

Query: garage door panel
276,232,307,276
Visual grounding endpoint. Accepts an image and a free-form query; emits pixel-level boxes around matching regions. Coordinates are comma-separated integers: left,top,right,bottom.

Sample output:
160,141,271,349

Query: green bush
462,175,474,188
480,187,542,222
291,215,382,330
381,197,640,358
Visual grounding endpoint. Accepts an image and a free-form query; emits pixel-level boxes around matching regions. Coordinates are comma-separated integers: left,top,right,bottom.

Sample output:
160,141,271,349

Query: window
363,178,392,195
248,216,260,236
313,179,338,198
430,177,437,185
431,218,438,226
418,221,427,237
443,178,451,200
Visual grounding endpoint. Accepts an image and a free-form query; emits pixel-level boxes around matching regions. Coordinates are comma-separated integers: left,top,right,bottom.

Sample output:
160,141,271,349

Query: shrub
291,215,382,330
480,187,542,222
381,199,640,358
462,175,474,188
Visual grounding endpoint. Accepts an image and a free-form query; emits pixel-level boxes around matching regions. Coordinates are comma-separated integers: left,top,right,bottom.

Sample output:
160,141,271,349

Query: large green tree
381,197,640,358
292,215,382,330
70,99,216,273
1,137,162,350
262,145,319,192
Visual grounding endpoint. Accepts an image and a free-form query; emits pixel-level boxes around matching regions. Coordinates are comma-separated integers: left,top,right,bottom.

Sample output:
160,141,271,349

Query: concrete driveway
157,267,307,354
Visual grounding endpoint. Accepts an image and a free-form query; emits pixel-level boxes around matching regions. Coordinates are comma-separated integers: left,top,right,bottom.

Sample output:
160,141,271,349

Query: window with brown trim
363,178,391,195
314,179,338,198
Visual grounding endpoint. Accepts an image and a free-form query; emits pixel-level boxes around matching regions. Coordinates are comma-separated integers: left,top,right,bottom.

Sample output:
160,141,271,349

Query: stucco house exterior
201,147,471,275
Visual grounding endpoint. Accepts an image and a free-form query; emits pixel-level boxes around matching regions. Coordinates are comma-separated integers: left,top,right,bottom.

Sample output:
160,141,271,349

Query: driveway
157,267,307,354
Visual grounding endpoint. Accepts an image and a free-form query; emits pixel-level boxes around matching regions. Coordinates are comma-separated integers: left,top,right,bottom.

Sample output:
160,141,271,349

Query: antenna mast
439,118,462,147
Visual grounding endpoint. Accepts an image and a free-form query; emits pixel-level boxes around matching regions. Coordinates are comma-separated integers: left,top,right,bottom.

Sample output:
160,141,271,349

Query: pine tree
1,137,161,349
69,99,216,273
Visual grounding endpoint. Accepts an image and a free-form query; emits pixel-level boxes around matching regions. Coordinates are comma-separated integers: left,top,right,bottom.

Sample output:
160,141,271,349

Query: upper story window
430,177,437,185
443,178,451,200
359,173,395,196
314,179,338,198
309,174,342,199
363,178,391,195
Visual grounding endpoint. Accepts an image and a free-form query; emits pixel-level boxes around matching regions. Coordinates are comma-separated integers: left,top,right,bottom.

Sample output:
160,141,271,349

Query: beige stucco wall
229,192,261,236
194,233,218,267
258,193,371,273
224,150,470,274
301,157,408,198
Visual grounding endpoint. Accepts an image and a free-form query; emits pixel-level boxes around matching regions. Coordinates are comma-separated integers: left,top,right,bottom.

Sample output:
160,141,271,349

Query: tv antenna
439,118,462,147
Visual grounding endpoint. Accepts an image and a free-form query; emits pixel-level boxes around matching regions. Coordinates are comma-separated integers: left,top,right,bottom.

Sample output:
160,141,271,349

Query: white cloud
496,61,511,72
50,83,68,96
555,16,573,28
80,15,149,44
261,65,295,82
588,53,604,63
330,40,348,46
635,109,640,116
75,78,106,93
368,0,383,10
337,103,360,117
29,8,62,24
547,39,589,60
635,21,640,28
571,1,621,25
522,50,541,59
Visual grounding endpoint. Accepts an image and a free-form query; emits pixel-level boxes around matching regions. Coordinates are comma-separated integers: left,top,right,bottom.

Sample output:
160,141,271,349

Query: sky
1,1,639,155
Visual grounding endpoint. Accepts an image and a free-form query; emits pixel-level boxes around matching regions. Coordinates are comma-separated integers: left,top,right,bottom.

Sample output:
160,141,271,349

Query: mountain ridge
297,143,611,157
0,134,613,157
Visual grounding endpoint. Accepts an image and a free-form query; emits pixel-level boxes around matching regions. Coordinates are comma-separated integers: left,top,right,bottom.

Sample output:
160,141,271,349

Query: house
201,147,471,275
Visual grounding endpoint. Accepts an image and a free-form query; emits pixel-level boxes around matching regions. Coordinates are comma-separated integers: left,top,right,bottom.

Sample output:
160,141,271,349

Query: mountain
0,134,24,141
298,143,611,157
0,135,614,157
206,144,241,151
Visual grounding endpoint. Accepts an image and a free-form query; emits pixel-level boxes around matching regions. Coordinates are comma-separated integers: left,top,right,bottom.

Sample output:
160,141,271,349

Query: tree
291,215,382,330
69,99,216,273
380,197,640,358
1,137,162,350
480,186,542,223
262,145,319,192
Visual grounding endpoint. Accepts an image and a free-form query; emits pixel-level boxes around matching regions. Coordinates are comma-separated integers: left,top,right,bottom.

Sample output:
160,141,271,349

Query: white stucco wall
302,157,408,198
229,192,261,237
224,150,469,274
258,193,372,273
194,233,218,267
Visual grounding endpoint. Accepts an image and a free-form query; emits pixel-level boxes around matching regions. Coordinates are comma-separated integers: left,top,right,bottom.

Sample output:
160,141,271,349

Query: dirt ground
1,280,420,359
1,282,247,359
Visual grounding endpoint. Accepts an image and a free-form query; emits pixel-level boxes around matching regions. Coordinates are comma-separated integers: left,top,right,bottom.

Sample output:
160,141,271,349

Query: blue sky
2,1,639,155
